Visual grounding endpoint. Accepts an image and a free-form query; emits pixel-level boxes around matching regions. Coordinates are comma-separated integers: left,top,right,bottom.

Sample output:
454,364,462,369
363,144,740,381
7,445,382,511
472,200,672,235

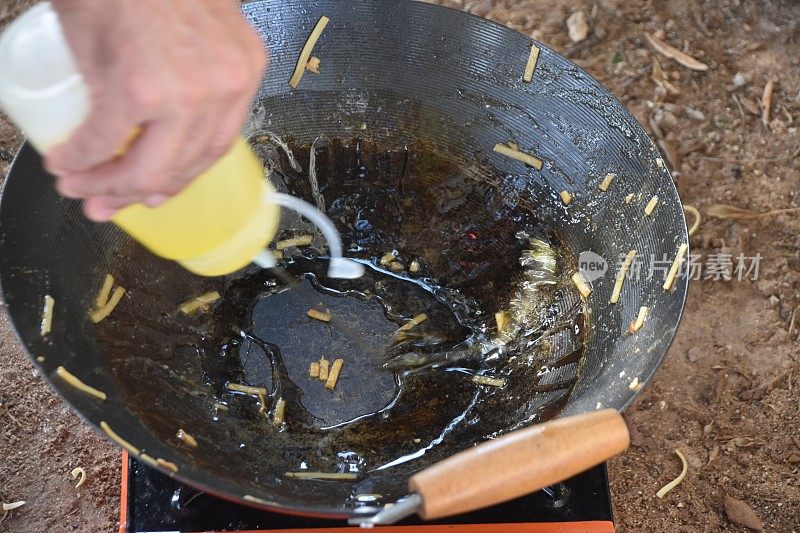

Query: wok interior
89,120,590,510
0,0,687,516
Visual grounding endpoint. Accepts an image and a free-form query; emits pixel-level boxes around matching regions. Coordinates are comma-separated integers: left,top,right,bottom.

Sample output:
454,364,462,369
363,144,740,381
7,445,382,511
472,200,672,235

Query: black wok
0,0,688,519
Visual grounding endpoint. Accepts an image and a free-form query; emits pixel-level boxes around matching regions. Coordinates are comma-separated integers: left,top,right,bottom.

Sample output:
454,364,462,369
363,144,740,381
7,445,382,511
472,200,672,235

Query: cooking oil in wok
96,137,588,502
211,139,586,466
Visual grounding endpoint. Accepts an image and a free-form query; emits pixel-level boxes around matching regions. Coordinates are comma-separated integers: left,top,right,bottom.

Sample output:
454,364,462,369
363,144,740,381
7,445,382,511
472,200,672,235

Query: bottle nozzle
265,192,364,279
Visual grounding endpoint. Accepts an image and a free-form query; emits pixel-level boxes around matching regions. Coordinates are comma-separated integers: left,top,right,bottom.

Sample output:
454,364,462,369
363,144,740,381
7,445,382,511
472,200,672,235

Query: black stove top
122,456,614,532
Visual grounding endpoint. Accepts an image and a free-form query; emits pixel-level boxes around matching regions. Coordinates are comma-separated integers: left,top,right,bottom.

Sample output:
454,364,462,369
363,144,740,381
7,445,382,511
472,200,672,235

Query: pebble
732,72,748,88
769,295,780,307
469,0,493,17
566,11,590,43
686,347,701,362
685,107,706,121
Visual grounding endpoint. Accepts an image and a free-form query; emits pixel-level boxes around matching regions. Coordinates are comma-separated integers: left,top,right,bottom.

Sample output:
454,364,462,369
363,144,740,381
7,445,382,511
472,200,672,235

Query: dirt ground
1,0,799,532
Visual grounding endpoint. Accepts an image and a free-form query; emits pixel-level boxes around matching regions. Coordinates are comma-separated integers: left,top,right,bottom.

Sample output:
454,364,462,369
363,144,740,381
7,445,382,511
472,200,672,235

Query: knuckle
137,177,166,195
182,81,210,106
128,75,166,111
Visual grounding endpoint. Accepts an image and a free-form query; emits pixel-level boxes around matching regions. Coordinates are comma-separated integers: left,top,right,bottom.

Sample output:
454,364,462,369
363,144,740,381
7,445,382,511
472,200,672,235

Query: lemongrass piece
2,501,25,511
325,359,344,390
70,467,86,488
656,158,665,169
523,44,541,82
226,383,268,396
560,191,573,206
625,193,635,204
572,271,592,298
179,300,205,315
493,143,543,171
90,286,125,323
398,313,428,332
285,471,358,480
644,195,659,216
213,403,229,412
628,377,641,391
495,311,510,333
100,421,140,456
273,398,286,426
309,362,320,378
663,243,689,291
628,306,649,334
226,383,268,414
289,16,330,88
610,250,637,304
41,295,54,336
95,274,114,308
319,357,330,382
276,235,314,250
139,453,158,468
307,308,332,322
472,375,506,387
683,205,701,237
179,291,221,315
599,173,615,192
409,259,421,273
176,429,198,448
379,251,396,266
656,450,689,498
388,261,405,272
156,458,179,474
36,356,45,363
306,56,321,74
56,366,107,401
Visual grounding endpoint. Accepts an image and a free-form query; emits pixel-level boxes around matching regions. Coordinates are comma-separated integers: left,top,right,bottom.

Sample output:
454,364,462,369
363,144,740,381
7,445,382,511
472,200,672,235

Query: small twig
731,94,746,122
761,79,776,130
690,9,712,37
1,408,22,429
789,306,799,336
690,146,800,164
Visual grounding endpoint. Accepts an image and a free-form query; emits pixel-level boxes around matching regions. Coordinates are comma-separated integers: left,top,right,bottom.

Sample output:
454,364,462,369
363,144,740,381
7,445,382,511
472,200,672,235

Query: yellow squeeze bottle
0,3,364,279
113,138,280,276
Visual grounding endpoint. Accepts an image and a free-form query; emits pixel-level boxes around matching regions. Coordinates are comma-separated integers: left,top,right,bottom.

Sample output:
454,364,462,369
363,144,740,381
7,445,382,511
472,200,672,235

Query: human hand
47,0,267,221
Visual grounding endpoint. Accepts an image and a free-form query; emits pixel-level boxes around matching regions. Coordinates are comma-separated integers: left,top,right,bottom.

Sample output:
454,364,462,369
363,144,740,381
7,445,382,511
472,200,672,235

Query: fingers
82,194,146,222
58,117,183,199
47,0,269,217
44,88,142,176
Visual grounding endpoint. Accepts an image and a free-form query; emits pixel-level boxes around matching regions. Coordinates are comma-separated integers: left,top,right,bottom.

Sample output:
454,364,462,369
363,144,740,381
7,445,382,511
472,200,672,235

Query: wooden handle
408,409,629,520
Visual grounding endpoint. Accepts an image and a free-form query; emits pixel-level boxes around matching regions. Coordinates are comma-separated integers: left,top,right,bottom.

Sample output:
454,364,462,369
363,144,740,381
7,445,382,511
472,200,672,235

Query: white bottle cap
0,2,90,153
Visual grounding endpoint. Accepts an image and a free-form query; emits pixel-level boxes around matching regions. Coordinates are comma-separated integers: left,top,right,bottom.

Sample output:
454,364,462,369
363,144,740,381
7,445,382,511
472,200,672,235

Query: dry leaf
645,33,709,71
651,59,681,95
739,95,761,116
723,496,763,531
708,204,800,219
658,139,681,170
